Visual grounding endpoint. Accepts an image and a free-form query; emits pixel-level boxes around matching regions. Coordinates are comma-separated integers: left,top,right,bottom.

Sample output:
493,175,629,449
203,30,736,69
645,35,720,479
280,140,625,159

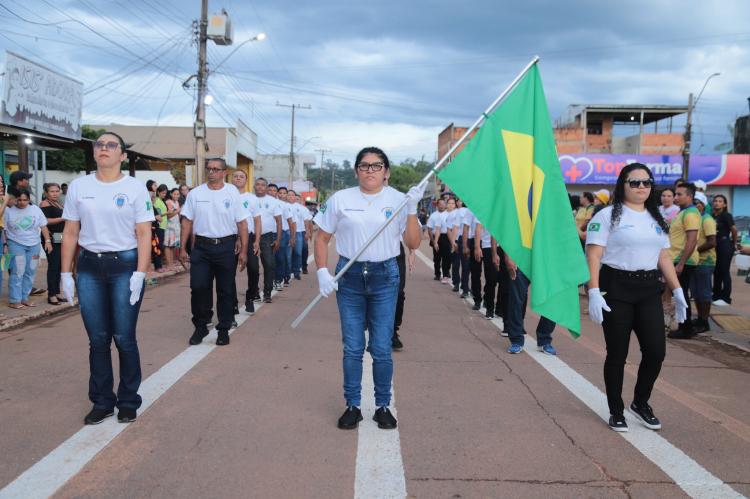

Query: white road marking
355,356,407,499
414,249,744,499
0,255,316,499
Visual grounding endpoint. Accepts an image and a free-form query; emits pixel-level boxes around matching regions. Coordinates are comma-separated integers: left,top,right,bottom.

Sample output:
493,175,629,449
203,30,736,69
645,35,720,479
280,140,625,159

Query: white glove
129,271,146,306
406,182,427,215
61,272,75,305
317,268,338,298
672,288,688,324
587,288,611,325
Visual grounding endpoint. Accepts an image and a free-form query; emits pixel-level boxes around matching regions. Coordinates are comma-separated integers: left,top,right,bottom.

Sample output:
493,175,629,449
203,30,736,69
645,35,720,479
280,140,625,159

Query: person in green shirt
690,192,716,333
153,184,169,272
667,183,700,339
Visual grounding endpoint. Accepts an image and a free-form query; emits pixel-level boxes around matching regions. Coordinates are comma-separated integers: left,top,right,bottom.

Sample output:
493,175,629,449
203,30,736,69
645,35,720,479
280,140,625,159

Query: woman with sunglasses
314,147,423,430
61,132,154,425
586,163,687,433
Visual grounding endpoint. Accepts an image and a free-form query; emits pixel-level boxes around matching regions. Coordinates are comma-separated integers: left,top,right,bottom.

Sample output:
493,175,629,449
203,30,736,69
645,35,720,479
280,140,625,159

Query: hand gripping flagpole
291,56,540,329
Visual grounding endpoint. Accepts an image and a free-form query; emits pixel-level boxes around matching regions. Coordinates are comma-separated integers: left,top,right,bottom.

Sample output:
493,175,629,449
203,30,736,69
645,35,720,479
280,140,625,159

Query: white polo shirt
314,186,407,262
181,183,249,238
292,203,312,233
586,205,670,271
463,209,479,239
426,210,443,231
279,201,294,231
254,194,284,235
239,192,261,233
433,210,450,234
62,174,155,252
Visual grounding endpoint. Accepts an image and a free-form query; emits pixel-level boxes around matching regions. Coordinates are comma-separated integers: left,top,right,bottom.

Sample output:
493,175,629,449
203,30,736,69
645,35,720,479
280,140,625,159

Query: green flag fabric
438,64,589,336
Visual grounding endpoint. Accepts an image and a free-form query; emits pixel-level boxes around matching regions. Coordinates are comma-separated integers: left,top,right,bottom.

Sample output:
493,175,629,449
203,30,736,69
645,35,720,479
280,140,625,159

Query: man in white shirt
288,190,313,280
270,185,296,289
425,199,446,280
252,178,283,303
231,170,262,314
180,158,250,346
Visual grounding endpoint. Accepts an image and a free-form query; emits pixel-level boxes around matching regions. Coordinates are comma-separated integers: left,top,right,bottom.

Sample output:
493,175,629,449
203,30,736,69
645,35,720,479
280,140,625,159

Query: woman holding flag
314,147,423,430
586,163,687,433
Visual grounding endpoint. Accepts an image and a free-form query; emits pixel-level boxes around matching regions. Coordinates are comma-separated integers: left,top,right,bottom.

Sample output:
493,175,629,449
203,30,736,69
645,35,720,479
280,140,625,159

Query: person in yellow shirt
668,183,700,339
575,192,595,244
690,192,716,333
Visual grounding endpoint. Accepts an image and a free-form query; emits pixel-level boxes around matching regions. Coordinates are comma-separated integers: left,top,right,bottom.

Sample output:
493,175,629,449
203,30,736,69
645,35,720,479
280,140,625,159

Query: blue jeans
292,232,304,277
451,236,469,292
7,240,40,304
77,249,144,411
507,269,556,347
335,257,399,407
274,230,290,282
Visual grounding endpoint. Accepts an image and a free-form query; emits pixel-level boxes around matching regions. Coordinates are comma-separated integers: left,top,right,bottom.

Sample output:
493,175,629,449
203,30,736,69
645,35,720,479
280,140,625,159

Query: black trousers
481,247,503,314
713,238,733,303
190,238,236,332
431,241,440,278
153,227,165,269
302,237,309,271
394,244,406,336
467,238,483,306
248,232,276,299
600,265,666,416
45,242,62,296
677,264,696,329
451,236,469,292
437,233,451,278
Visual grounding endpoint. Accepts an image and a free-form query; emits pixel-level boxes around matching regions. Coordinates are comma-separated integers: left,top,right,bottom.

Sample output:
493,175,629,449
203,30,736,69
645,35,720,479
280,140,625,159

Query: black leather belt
603,265,661,280
82,249,133,258
195,234,236,245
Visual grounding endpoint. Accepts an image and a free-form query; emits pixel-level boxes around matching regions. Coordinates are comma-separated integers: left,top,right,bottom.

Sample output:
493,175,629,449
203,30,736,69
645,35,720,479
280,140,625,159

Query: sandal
48,297,61,305
21,301,37,307
8,303,25,309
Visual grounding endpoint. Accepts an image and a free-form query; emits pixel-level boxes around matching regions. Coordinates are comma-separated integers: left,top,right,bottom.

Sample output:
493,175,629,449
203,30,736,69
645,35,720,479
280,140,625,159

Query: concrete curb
0,267,187,333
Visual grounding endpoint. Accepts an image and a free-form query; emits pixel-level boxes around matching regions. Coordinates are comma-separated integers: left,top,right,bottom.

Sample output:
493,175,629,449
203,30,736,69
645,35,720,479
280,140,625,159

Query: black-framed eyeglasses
205,167,225,174
357,162,385,172
627,179,654,188
93,141,121,151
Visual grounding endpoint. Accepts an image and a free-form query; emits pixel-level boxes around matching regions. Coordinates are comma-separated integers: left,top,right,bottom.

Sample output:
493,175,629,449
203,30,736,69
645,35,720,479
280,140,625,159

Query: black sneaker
692,318,709,334
608,414,628,432
84,407,114,425
245,301,255,315
233,305,240,316
460,292,469,299
294,274,301,280
485,310,494,320
263,296,272,304
392,334,403,351
452,285,459,292
433,276,440,281
189,329,209,345
117,408,137,423
253,294,262,302
216,330,230,346
630,402,661,430
232,320,238,328
337,406,363,429
373,407,398,429
302,268,308,275
667,328,695,339
472,303,481,311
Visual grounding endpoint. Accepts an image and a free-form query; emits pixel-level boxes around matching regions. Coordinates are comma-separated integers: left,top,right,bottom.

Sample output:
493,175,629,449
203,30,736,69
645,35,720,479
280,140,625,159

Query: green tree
388,164,422,193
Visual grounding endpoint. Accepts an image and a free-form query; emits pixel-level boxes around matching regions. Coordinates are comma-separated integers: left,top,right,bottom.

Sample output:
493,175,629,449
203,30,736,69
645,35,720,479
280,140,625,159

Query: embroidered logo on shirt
114,193,128,208
588,222,600,232
382,207,394,219
320,202,327,214
146,201,152,211
223,199,231,209
243,201,249,209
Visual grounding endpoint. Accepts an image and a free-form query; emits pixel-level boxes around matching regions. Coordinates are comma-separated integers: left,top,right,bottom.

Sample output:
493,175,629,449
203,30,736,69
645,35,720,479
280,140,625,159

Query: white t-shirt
239,192,261,233
433,211,450,234
63,174,154,252
445,209,461,230
181,183,249,238
292,203,312,232
452,207,468,231
279,201,294,231
586,205,670,271
314,186,407,262
426,210,442,231
254,195,283,234
478,223,492,249
463,209,479,239
4,205,47,246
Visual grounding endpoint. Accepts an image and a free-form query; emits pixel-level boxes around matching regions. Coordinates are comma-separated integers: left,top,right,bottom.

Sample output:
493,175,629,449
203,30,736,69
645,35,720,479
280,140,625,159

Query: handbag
52,232,63,244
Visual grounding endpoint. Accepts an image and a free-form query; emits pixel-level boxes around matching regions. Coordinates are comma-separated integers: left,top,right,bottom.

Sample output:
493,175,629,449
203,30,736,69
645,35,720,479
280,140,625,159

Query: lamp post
684,72,720,180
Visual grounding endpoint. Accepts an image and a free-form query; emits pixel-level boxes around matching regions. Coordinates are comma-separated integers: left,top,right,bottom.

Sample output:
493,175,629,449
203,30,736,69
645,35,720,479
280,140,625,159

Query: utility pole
683,92,693,182
315,148,331,201
194,0,209,186
277,102,311,188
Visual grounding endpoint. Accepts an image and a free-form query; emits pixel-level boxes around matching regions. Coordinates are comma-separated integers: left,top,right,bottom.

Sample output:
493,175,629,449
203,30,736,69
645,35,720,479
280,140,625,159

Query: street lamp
212,33,267,74
684,72,720,180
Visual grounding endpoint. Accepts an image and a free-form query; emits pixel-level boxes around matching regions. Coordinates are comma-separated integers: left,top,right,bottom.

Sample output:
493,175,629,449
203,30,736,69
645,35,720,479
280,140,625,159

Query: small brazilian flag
438,63,589,336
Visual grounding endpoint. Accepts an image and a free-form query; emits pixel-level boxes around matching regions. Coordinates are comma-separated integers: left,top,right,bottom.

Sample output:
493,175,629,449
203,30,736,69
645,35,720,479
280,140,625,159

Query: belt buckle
211,238,219,245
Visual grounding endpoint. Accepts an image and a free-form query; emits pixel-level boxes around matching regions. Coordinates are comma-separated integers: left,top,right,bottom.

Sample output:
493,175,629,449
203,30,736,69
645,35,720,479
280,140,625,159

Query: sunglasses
94,141,121,151
357,162,385,172
205,167,226,173
626,178,654,188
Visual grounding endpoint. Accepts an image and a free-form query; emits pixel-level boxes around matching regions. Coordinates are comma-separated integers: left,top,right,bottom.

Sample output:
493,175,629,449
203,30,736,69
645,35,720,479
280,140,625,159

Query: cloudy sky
2,0,749,165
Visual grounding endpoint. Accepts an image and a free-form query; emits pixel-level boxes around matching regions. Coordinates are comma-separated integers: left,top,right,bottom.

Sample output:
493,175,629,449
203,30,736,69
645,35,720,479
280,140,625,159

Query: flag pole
291,56,540,329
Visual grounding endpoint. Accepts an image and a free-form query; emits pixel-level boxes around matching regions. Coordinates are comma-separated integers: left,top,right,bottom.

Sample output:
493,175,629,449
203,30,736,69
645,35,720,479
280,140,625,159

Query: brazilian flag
438,64,589,336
